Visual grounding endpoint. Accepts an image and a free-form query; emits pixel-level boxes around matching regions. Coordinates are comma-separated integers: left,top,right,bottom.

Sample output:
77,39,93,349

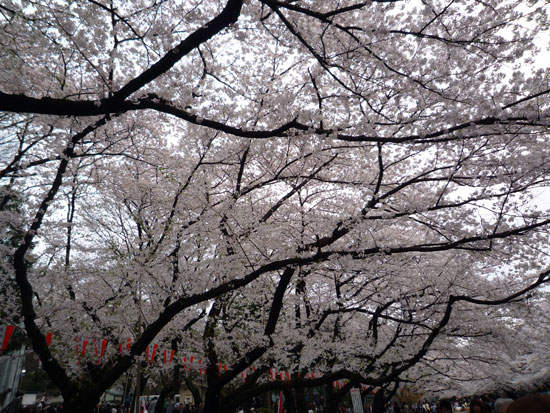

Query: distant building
0,344,25,410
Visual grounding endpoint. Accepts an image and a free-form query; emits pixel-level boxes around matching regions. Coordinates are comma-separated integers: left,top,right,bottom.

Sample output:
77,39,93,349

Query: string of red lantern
1,326,369,390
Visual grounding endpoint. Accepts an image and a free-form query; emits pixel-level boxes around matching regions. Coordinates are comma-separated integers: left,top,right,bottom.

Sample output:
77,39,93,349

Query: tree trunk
284,389,294,413
372,388,385,413
184,375,202,406
294,387,308,413
63,393,103,413
202,386,222,413
156,366,183,413
324,384,339,413
156,388,169,413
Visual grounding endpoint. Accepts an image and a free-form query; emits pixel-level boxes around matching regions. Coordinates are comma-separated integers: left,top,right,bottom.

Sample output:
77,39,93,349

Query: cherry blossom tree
410,289,550,399
2,0,550,412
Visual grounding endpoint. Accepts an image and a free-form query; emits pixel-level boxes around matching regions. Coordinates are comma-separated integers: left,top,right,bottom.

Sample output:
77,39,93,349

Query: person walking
165,396,175,413
148,397,158,413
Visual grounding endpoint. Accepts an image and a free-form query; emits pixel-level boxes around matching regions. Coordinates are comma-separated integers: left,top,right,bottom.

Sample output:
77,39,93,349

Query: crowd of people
137,397,203,413
382,393,550,413
129,393,550,413
5,391,550,412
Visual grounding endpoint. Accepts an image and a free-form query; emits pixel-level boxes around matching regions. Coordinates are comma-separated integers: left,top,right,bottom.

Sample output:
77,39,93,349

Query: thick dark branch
502,87,550,110
1,93,547,145
359,216,550,255
0,0,244,112
0,92,121,116
265,267,295,335
214,267,295,389
235,146,249,195
454,269,550,306
111,0,243,101
128,260,311,361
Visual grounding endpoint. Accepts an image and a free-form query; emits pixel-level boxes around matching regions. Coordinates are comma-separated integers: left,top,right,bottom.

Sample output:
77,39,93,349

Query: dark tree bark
372,387,385,413
294,386,308,413
325,383,354,413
